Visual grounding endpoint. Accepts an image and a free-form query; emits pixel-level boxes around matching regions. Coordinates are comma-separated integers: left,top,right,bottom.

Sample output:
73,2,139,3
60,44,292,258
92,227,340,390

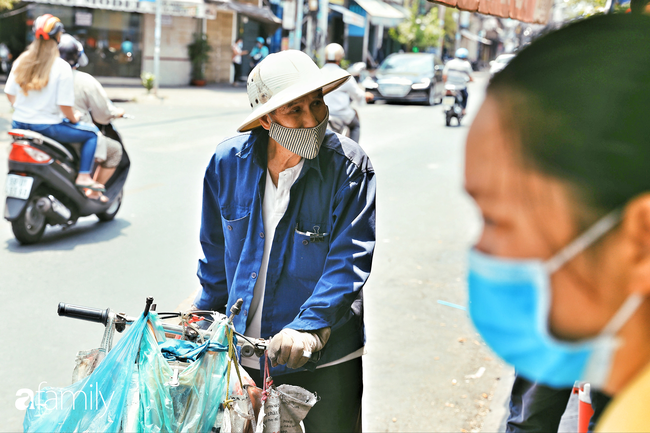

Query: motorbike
4,121,130,244
0,43,12,76
442,84,465,127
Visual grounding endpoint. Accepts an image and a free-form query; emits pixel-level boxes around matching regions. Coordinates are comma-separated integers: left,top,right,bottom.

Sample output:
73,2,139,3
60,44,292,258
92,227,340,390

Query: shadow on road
4,217,131,252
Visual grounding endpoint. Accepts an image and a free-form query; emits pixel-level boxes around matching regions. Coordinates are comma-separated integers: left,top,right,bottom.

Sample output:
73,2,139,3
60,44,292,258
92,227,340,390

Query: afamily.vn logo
15,382,113,414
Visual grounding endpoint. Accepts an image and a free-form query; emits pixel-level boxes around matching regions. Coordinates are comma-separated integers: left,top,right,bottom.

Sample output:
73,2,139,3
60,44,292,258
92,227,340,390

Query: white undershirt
241,158,365,369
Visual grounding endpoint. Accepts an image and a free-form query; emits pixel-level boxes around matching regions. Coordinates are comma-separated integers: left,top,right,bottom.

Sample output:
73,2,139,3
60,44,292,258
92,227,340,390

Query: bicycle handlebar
58,302,110,326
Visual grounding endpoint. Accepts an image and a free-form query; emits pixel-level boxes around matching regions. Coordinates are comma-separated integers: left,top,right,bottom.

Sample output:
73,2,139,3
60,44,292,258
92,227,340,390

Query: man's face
260,89,327,130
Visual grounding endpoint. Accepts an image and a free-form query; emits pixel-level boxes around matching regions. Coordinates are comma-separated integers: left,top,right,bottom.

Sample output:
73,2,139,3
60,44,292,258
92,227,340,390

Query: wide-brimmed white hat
238,50,351,132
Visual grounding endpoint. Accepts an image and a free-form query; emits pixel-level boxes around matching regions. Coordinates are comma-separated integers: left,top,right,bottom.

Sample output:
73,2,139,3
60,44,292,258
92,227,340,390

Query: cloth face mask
468,210,644,389
268,108,329,160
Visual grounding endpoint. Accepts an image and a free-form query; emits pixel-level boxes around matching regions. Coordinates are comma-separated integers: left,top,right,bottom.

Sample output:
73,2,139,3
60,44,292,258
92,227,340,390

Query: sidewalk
102,83,252,109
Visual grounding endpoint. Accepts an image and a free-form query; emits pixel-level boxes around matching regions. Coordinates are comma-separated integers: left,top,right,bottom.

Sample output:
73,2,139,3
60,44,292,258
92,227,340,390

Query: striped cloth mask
268,108,329,159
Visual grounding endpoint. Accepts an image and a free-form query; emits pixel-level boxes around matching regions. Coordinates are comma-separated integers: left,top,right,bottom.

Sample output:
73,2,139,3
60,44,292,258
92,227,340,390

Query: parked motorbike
4,122,130,244
0,43,12,76
442,84,465,127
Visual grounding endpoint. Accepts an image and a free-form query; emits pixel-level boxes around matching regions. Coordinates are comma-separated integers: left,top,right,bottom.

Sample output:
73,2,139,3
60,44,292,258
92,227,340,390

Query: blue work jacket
195,128,376,375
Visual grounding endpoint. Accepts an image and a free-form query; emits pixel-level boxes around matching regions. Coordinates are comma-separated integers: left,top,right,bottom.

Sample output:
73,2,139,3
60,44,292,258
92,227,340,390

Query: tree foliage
0,0,14,11
389,1,444,52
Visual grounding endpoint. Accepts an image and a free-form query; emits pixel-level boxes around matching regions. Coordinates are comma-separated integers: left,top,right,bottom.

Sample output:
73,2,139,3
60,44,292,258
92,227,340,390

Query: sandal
85,189,109,203
76,182,106,193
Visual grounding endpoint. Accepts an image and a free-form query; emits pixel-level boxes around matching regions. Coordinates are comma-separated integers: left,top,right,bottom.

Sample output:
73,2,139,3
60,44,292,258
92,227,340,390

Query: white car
489,54,516,78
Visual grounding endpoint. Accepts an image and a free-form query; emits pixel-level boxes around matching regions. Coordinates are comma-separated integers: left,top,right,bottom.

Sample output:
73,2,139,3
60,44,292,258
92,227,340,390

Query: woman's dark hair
488,14,650,216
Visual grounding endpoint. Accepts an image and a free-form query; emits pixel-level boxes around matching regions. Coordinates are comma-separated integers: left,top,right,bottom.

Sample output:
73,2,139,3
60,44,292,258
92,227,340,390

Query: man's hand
364,92,374,103
268,327,331,369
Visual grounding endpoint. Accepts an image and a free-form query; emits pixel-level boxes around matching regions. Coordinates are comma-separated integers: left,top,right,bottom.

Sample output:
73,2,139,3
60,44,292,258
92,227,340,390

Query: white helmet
238,50,350,132
325,43,345,62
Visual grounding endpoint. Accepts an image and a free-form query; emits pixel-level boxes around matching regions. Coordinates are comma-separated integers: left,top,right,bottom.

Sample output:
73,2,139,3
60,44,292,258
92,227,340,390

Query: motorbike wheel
96,190,123,222
12,195,47,244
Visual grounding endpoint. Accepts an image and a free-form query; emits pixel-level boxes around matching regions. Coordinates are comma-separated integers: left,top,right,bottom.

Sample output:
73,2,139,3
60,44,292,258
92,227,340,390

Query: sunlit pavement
0,74,514,432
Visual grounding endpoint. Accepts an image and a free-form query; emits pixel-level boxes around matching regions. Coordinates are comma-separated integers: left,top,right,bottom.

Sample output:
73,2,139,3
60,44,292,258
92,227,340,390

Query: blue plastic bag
23,313,148,432
134,313,229,432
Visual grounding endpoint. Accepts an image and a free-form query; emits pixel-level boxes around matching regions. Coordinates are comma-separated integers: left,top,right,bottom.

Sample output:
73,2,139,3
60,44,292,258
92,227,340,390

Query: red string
262,351,273,402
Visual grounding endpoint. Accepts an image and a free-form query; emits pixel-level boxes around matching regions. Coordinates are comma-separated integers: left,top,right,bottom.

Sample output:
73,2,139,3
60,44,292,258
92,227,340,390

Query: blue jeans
12,120,99,174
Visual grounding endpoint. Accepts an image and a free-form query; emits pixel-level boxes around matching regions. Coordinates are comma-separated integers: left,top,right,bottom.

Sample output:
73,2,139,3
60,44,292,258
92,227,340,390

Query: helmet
256,37,265,44
325,43,345,62
58,33,88,68
239,50,350,132
455,48,469,59
33,14,64,41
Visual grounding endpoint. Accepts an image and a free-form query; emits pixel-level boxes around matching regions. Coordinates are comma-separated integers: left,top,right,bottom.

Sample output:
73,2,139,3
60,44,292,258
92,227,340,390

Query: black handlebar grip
57,302,110,325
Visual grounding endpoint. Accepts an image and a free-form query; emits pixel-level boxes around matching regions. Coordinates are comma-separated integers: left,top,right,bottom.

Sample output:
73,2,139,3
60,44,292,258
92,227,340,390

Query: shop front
27,3,143,78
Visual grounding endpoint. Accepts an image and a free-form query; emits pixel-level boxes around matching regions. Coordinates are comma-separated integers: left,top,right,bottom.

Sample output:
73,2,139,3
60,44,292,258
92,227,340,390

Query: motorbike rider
443,48,473,115
3,14,103,195
58,33,124,203
322,43,373,143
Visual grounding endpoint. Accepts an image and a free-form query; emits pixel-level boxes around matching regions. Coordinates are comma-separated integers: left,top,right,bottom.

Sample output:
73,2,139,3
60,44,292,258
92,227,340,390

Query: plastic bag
23,312,148,432
71,313,116,383
134,312,230,432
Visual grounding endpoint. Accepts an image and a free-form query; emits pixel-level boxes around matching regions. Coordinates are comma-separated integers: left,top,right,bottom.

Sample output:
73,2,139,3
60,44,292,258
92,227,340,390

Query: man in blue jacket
193,49,376,432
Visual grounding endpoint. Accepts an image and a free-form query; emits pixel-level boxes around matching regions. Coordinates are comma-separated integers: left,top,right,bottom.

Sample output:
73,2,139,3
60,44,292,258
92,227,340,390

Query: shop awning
329,4,366,27
426,0,553,24
214,1,282,33
352,0,405,27
26,0,218,18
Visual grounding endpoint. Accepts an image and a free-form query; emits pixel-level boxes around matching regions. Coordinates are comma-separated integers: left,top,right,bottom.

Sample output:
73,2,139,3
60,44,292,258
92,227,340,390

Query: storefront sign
26,0,218,18
75,10,93,25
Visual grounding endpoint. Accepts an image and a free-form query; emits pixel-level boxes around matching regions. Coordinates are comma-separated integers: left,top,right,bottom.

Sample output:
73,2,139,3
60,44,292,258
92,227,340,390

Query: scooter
4,122,130,244
442,84,465,127
0,43,12,76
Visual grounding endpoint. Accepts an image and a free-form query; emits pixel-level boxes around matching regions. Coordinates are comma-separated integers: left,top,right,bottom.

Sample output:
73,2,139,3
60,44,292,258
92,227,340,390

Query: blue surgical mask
468,210,644,389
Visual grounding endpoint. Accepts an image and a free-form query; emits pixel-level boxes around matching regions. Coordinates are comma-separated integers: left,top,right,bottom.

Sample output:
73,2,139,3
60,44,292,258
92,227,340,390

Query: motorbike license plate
443,96,456,106
5,174,34,200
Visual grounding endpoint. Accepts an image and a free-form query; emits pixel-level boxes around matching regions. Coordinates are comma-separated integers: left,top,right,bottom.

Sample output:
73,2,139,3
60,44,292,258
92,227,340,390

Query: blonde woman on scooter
4,14,104,197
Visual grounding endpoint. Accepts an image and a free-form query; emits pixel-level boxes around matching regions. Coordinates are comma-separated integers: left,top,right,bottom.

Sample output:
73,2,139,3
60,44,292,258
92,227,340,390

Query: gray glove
268,327,331,369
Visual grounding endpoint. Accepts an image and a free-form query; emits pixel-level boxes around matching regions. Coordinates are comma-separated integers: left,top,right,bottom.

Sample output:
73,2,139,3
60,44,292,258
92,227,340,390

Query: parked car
361,53,445,106
489,53,516,78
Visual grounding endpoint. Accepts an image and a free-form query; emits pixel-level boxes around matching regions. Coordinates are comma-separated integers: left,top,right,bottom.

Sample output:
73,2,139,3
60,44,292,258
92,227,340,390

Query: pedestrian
192,49,376,432
4,14,103,194
464,14,650,432
249,36,268,70
231,37,248,86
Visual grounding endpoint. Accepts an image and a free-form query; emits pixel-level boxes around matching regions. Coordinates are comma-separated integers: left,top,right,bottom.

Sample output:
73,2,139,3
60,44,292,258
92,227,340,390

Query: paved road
0,76,512,432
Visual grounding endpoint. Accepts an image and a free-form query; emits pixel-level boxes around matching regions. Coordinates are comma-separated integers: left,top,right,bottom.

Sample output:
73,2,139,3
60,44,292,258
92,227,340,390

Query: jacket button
260,232,264,238
251,272,257,279
227,225,233,231
302,240,309,245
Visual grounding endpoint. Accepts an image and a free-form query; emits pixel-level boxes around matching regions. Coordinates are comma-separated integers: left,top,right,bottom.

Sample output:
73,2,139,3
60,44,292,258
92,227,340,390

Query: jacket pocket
222,213,250,261
288,221,330,281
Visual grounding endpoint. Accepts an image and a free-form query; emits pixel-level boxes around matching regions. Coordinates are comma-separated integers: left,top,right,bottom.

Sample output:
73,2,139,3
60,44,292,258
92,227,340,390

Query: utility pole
293,0,304,50
315,0,328,65
437,4,445,58
153,0,162,96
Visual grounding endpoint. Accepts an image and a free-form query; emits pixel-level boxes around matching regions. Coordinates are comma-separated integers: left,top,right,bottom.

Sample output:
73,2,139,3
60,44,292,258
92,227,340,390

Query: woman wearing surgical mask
465,14,650,431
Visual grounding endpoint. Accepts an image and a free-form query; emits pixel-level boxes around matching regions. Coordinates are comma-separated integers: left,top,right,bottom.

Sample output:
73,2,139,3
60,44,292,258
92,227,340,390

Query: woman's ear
623,194,650,295
259,114,272,131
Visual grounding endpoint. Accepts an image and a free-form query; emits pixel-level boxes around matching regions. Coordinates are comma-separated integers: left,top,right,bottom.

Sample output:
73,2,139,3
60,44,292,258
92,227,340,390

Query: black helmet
33,14,64,41
58,33,88,68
